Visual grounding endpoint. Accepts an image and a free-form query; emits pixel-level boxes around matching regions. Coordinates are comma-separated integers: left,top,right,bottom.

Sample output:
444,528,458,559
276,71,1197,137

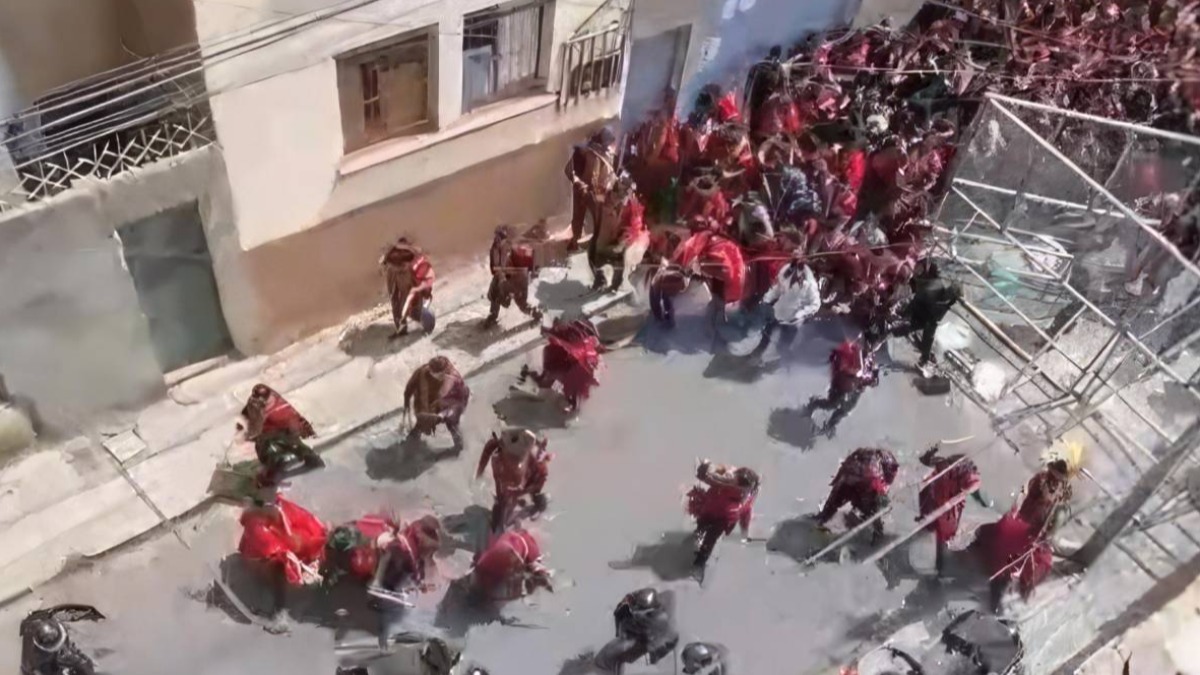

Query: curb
0,287,637,607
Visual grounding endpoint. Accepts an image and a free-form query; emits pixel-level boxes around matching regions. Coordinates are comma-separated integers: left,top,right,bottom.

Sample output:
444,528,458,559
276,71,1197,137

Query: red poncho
754,94,802,137
238,497,328,586
687,482,756,534
679,184,731,229
919,456,981,543
830,341,876,395
714,92,742,123
829,448,897,510
840,148,868,194
673,231,746,303
541,326,601,402
473,530,543,598
619,197,648,247
244,388,315,440
975,512,1053,597
477,437,551,499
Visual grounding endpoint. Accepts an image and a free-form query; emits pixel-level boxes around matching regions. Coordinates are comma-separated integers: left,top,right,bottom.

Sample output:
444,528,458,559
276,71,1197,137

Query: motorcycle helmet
681,642,719,673
28,619,66,653
626,587,660,615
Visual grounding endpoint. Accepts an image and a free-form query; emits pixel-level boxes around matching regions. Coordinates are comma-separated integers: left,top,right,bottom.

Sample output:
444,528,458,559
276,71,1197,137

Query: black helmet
626,587,659,613
681,642,719,672
27,619,66,652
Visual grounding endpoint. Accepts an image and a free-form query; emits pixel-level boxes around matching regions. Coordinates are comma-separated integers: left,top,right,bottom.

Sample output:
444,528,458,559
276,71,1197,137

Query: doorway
117,203,233,373
620,25,691,128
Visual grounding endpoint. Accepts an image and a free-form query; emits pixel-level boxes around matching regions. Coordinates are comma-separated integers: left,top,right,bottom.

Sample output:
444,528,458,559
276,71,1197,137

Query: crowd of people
31,1,1200,669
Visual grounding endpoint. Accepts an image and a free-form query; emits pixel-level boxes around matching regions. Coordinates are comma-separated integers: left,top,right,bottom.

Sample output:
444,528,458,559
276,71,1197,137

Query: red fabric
349,546,379,581
919,457,981,543
673,231,746,303
238,497,327,586
841,148,868,194
473,530,542,594
510,244,536,270
619,197,648,246
826,448,897,515
640,113,681,165
715,92,742,123
679,185,731,228
479,438,552,499
687,483,756,534
1016,471,1069,534
746,237,793,299
259,393,315,439
830,341,874,394
754,95,803,137
541,334,601,401
976,512,1053,597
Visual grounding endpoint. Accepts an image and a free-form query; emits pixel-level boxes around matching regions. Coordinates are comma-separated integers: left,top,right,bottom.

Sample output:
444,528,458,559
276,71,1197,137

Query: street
0,296,1036,675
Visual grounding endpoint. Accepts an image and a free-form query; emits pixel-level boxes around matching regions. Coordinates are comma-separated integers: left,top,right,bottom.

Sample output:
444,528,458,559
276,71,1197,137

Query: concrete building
0,0,863,435
0,0,628,433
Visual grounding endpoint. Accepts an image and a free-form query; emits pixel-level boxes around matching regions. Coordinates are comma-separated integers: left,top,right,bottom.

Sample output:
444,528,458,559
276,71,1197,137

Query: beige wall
116,0,200,57
192,0,608,251
225,97,617,352
0,0,130,115
0,149,238,433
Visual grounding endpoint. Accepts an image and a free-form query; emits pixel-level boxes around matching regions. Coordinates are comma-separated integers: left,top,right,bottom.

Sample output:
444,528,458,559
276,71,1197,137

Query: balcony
0,52,215,212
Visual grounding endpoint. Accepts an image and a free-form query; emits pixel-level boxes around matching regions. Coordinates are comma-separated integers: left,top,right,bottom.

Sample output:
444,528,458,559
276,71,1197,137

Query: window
337,29,434,153
462,1,547,113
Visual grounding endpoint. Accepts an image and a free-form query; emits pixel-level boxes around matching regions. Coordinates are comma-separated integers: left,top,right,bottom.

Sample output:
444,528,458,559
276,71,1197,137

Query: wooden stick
861,486,978,565
800,506,894,567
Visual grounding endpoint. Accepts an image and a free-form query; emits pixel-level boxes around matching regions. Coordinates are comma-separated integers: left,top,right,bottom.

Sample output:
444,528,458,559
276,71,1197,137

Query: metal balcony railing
0,55,215,213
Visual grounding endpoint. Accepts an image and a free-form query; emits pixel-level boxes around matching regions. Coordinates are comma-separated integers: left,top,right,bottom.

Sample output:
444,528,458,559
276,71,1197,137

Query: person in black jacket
903,262,962,368
594,588,679,673
20,604,104,675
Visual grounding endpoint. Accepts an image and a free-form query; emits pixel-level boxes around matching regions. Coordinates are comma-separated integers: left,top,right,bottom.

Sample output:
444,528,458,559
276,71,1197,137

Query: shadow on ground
433,576,551,638
767,406,820,450
338,322,423,359
536,277,593,314
607,530,697,581
492,391,572,431
208,555,379,636
703,351,781,383
364,438,463,482
557,650,602,675
432,319,531,357
441,504,492,556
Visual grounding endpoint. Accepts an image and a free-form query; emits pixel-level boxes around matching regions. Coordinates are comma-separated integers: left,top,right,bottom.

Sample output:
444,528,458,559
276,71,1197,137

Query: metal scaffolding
930,92,1200,671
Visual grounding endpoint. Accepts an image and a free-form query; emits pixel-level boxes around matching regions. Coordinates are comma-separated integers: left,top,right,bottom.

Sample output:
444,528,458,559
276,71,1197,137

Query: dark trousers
750,318,798,357
694,519,725,568
486,276,538,322
916,321,937,365
570,188,598,244
806,387,863,436
589,240,625,290
650,285,676,327
816,484,884,541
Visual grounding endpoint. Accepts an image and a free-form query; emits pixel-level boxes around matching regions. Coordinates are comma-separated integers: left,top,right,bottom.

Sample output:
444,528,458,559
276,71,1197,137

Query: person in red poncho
671,228,747,336
814,447,899,543
627,88,682,218
974,460,1073,611
520,317,603,414
590,173,649,293
678,172,732,232
805,338,879,438
484,225,542,329
237,495,328,632
471,529,553,602
238,384,325,486
686,461,760,571
476,427,552,532
381,237,436,338
917,445,988,577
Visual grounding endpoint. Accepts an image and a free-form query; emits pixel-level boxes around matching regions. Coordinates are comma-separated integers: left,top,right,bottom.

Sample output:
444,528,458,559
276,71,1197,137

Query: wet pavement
0,295,1037,675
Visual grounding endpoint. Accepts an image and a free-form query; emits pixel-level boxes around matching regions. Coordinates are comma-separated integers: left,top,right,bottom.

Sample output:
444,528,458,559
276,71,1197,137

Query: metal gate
117,202,233,374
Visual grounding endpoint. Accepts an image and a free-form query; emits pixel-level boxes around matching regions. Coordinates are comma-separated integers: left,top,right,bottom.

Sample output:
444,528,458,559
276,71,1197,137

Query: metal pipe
987,92,1200,149
862,487,978,565
988,98,1200,282
953,186,1200,401
1004,306,1087,396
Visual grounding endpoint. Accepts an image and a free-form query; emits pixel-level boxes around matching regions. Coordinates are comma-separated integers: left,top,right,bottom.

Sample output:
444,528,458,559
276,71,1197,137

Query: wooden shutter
337,59,367,152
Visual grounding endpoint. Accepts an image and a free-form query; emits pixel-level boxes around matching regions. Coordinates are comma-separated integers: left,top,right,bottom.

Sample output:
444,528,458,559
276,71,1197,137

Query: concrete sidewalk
0,241,637,605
